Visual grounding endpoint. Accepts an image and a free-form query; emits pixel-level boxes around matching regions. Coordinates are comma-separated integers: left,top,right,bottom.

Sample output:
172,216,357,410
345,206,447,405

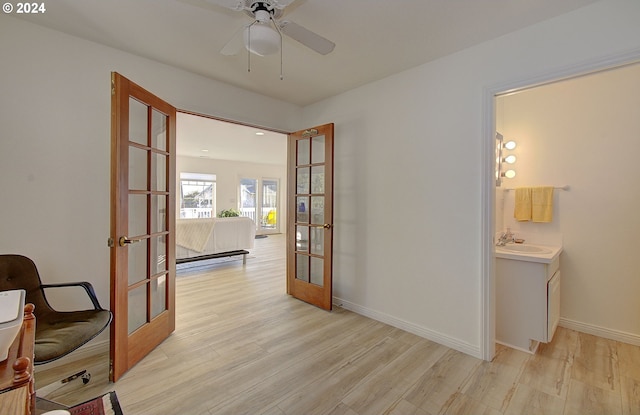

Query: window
179,172,216,218
261,179,279,230
239,178,257,221
239,177,279,233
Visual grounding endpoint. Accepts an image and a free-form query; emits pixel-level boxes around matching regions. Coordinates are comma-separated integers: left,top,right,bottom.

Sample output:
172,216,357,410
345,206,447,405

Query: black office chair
0,254,112,389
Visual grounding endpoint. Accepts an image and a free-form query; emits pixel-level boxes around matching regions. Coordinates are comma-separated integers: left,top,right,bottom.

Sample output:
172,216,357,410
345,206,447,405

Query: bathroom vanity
495,243,562,353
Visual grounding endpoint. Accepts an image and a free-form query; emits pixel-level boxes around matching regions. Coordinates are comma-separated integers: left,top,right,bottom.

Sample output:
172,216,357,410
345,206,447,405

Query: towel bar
504,185,569,191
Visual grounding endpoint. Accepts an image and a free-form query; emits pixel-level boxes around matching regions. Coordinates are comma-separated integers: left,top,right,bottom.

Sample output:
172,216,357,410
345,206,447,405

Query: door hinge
107,237,115,248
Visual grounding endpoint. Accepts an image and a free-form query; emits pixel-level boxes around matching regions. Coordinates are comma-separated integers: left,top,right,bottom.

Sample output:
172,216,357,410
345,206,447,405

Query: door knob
323,224,333,229
119,236,142,247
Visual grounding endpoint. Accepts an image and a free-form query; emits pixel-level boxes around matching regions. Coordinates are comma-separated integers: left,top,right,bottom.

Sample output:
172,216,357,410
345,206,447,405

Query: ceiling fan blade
279,20,335,55
203,0,244,11
271,0,297,9
220,26,246,55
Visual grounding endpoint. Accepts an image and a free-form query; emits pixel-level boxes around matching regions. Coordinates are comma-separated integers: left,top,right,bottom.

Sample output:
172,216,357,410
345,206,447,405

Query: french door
110,72,176,382
239,177,280,233
260,179,279,232
287,124,334,310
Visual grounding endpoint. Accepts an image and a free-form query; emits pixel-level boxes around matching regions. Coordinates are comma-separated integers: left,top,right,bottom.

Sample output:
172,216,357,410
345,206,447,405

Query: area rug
68,391,123,415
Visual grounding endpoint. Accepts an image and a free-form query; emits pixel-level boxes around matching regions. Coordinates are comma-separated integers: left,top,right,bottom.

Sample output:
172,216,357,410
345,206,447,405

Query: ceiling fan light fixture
243,23,280,56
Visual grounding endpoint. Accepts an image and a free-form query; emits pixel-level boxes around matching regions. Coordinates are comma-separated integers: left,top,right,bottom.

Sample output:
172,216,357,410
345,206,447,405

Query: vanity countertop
495,243,562,264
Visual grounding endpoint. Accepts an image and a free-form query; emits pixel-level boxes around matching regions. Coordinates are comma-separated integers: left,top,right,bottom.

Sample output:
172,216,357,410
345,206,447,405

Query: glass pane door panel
152,153,167,191
128,241,147,285
310,196,324,225
151,195,167,233
296,196,309,223
239,178,257,222
311,166,324,194
151,235,167,275
151,109,167,151
296,226,308,252
296,254,309,282
129,98,148,146
128,285,147,334
128,194,147,237
311,135,325,164
310,227,324,255
151,275,166,319
261,179,278,230
310,257,324,286
296,167,310,194
297,138,310,165
129,146,148,191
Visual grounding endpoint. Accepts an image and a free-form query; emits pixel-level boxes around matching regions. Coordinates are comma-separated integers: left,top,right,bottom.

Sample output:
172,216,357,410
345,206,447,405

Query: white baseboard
333,297,481,358
559,318,640,346
34,339,109,373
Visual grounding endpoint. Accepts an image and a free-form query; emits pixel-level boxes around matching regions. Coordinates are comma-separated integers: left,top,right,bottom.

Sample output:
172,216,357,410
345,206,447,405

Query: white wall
177,156,287,233
301,0,640,355
0,15,300,312
496,63,640,340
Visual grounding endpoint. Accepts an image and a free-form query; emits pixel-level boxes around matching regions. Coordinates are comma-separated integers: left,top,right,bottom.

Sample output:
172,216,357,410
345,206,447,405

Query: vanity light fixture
496,133,517,187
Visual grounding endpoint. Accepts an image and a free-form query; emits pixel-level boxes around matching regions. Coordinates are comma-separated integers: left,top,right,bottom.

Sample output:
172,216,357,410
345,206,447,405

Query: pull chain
245,17,284,80
271,16,284,80
279,36,283,80
247,23,253,73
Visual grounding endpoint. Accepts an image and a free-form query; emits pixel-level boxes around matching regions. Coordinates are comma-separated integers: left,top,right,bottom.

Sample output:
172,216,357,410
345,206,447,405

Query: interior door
110,72,176,382
287,123,334,310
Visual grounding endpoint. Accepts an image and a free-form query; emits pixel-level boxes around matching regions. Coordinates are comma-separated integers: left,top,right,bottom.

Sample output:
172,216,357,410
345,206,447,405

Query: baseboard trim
333,297,481,358
34,339,109,373
559,318,640,346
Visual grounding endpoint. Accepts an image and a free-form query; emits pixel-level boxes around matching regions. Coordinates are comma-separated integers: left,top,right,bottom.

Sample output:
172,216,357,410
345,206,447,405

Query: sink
497,244,552,254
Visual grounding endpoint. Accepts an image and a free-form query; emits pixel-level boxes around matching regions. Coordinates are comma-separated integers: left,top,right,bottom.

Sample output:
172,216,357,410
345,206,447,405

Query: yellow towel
514,187,532,221
532,186,554,222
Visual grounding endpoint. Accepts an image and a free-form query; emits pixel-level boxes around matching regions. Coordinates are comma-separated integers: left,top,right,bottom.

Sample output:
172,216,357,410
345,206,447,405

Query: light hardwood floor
36,234,640,414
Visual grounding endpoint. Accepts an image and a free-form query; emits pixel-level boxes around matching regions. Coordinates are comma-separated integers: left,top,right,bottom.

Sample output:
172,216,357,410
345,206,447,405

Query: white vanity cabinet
496,250,561,353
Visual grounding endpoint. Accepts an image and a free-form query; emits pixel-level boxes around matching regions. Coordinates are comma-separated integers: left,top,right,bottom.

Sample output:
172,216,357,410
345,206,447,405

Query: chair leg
36,369,91,397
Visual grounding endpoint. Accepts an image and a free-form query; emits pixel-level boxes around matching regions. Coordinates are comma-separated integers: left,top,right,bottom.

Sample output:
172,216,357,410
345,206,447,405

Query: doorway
176,112,288,232
483,55,640,360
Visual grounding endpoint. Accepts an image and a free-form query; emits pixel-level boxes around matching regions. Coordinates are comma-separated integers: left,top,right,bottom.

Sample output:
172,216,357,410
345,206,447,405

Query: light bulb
503,170,516,179
244,23,280,56
503,155,516,164
504,141,516,150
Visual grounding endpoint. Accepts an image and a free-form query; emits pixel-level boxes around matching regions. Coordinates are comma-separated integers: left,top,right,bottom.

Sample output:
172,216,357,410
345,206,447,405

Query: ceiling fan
206,0,335,58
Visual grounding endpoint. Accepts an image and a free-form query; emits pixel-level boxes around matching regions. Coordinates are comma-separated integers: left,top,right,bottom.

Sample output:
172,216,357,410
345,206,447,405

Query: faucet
496,228,515,246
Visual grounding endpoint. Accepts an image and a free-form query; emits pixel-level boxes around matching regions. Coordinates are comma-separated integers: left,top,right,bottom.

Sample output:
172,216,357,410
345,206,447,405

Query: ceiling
12,0,600,163
14,0,600,107
176,112,287,163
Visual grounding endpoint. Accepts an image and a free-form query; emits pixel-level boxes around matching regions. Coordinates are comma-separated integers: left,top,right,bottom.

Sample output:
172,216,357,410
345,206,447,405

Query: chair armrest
40,281,105,310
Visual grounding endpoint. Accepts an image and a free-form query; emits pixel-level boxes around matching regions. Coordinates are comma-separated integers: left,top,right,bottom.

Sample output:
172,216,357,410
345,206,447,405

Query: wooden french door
287,123,334,310
110,72,176,382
